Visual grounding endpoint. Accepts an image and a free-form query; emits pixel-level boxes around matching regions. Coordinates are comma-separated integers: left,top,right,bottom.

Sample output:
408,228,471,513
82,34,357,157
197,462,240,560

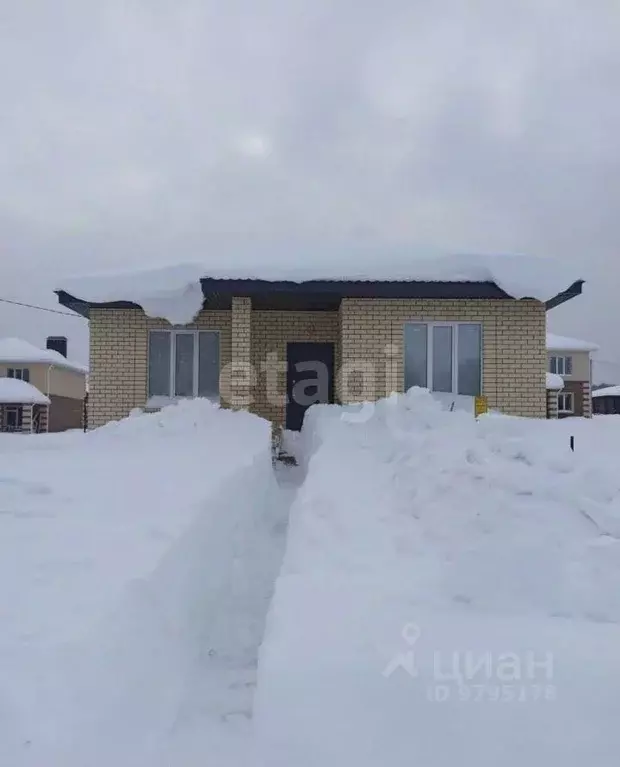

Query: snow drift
0,400,283,766
255,390,620,766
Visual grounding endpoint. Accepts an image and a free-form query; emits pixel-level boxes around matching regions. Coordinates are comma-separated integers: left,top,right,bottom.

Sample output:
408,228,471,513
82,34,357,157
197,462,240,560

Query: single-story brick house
56,256,584,430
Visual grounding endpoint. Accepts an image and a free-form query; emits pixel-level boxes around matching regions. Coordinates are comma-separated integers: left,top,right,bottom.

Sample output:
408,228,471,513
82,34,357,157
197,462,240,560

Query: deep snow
3,393,620,765
546,332,599,352
0,377,50,404
593,385,620,398
255,391,620,766
60,252,582,324
0,337,88,374
546,371,564,390
0,400,286,766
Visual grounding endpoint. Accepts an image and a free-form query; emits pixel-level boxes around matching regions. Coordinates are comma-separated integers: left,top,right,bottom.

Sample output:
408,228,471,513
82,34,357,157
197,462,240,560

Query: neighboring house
546,333,599,418
0,378,51,433
592,386,620,415
0,337,88,432
56,256,584,431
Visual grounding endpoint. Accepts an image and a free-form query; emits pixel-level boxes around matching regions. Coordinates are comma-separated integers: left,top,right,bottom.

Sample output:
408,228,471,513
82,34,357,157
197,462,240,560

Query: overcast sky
0,1,618,379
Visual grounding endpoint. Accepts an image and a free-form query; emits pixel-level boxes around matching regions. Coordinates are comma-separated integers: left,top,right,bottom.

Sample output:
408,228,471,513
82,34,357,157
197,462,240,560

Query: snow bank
546,332,599,352
0,378,50,404
0,337,88,374
60,252,582,325
255,390,620,766
0,400,281,766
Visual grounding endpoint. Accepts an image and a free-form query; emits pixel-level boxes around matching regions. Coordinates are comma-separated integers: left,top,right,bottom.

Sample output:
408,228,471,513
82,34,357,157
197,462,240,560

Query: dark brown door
286,342,335,431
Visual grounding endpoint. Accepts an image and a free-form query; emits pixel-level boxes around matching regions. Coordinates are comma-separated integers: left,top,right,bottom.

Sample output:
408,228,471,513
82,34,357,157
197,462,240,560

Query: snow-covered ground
3,393,620,765
0,400,286,766
255,392,620,765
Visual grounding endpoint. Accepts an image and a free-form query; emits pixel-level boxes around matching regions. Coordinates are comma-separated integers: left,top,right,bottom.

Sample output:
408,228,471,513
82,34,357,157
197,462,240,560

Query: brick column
229,296,252,408
582,381,592,418
40,405,49,433
21,404,33,433
546,389,559,419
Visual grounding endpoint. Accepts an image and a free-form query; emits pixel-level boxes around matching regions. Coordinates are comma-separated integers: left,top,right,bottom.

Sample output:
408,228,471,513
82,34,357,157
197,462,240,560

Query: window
148,330,220,401
3,406,23,431
558,392,574,414
404,323,482,396
549,356,573,376
7,368,30,382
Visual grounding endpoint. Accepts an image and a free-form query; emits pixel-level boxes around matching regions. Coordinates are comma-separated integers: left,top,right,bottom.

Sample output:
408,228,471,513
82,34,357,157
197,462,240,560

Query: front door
286,342,335,431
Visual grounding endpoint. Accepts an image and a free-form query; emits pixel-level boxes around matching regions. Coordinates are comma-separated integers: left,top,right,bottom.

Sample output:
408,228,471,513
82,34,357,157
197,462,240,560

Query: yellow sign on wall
474,395,489,417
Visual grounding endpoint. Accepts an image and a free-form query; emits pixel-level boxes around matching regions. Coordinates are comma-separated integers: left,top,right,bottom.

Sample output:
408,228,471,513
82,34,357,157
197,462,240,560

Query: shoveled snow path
131,460,304,767
170,462,301,722
0,401,304,767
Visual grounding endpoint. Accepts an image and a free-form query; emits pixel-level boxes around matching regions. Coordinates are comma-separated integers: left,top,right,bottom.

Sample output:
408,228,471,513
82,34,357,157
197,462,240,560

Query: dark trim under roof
56,278,584,317
544,279,584,310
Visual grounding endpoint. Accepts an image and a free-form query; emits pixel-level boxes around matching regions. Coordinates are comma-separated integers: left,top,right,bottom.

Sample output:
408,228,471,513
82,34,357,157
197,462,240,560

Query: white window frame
404,321,483,396
147,329,221,405
549,355,573,376
557,391,574,414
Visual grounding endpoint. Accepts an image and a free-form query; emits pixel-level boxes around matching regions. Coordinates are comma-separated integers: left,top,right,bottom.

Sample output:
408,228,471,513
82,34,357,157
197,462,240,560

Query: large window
549,356,573,376
148,330,220,401
7,368,30,382
404,323,482,396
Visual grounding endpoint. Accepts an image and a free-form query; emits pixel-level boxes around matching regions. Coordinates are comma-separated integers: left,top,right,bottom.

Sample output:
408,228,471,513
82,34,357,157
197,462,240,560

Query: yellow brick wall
89,307,232,428
251,311,340,424
89,298,546,428
338,298,547,418
229,297,252,408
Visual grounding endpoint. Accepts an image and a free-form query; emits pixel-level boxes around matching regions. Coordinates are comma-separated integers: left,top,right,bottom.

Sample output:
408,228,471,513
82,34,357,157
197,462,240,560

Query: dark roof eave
544,279,584,310
55,290,137,318
57,278,585,314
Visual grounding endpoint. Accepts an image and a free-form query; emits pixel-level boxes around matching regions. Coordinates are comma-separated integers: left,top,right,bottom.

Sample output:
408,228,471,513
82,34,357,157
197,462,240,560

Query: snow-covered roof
0,378,50,405
592,386,620,398
0,338,88,374
546,333,599,352
59,253,584,326
546,372,565,390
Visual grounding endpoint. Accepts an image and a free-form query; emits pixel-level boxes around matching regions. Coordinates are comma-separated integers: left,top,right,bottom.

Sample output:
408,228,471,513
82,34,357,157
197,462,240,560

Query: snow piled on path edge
1,400,286,767
254,390,620,767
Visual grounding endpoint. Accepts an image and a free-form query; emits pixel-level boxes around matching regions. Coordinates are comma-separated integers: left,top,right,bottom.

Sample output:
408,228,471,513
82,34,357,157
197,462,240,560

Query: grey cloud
0,0,618,376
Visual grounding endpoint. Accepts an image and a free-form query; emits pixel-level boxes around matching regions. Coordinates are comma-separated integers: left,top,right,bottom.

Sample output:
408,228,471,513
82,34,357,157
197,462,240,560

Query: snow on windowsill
145,395,220,410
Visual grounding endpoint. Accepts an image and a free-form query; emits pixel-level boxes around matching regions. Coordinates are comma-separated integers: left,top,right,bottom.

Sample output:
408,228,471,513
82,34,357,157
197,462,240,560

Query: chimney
47,336,68,358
